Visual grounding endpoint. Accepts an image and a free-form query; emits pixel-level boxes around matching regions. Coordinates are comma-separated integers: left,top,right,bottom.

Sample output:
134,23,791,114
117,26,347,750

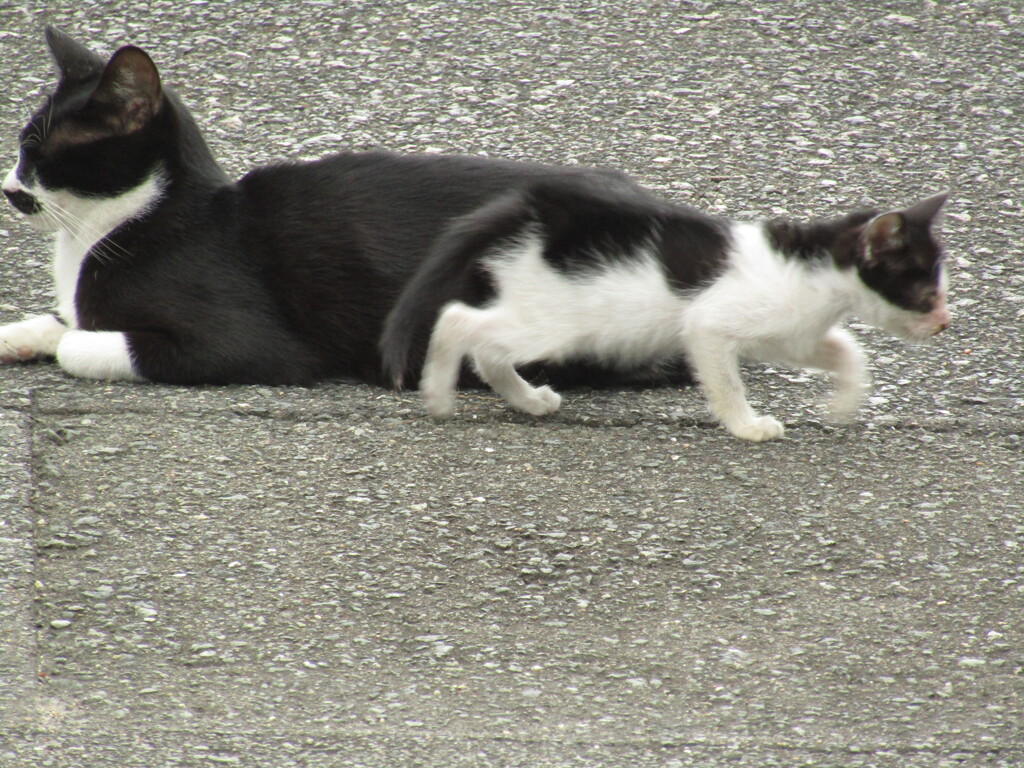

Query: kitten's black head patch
765,192,948,317
856,192,948,314
766,210,876,266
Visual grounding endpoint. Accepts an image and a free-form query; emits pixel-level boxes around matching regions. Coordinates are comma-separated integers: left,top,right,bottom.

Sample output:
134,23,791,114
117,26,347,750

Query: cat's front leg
684,333,785,442
0,314,68,362
56,330,145,381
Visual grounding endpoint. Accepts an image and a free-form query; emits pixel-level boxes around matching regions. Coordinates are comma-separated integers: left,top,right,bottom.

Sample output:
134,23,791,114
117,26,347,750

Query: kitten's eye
919,288,938,311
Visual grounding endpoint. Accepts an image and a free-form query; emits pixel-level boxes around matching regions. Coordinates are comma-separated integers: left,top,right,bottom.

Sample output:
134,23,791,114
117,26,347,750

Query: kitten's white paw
422,387,456,420
0,315,67,362
516,385,562,416
727,415,785,442
826,394,861,424
827,377,866,423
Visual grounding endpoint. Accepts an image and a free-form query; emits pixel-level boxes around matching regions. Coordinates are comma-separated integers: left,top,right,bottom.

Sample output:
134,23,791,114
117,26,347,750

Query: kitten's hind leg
425,302,561,417
420,302,478,418
472,350,562,417
685,333,785,442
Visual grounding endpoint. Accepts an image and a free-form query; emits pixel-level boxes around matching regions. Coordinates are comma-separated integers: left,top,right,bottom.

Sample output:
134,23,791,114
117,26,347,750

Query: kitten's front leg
56,330,144,381
685,333,785,442
799,327,868,422
0,314,68,362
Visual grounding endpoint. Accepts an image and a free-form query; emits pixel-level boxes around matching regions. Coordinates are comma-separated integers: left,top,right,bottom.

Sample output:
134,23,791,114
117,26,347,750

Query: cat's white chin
4,168,51,230
866,291,951,345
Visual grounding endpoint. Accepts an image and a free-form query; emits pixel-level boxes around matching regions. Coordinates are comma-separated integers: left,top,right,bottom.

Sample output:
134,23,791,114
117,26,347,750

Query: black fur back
75,149,643,385
13,29,669,386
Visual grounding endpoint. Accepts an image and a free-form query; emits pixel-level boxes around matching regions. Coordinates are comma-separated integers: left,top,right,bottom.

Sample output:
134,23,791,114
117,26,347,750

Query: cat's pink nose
3,187,39,215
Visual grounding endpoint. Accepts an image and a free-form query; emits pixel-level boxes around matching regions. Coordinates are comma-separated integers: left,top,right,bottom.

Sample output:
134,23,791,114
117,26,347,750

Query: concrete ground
1,2,1021,766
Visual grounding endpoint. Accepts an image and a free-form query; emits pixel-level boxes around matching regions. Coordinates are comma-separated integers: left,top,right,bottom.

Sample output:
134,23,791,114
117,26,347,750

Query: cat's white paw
56,330,142,381
515,385,562,416
0,315,67,362
727,415,785,442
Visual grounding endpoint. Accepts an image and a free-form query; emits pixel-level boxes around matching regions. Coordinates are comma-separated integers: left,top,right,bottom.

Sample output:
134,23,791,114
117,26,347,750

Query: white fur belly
484,241,687,367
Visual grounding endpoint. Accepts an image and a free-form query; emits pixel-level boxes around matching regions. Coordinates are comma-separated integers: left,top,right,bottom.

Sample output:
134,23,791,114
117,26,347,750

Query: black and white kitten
381,179,951,441
0,28,649,386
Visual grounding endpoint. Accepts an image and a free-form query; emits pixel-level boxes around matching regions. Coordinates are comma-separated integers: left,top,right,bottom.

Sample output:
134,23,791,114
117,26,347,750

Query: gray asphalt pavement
1,2,1021,767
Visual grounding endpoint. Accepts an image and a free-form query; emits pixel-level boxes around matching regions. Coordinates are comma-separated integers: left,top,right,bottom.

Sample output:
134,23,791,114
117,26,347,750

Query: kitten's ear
89,46,163,134
45,26,106,81
862,192,949,263
901,191,948,226
862,212,905,261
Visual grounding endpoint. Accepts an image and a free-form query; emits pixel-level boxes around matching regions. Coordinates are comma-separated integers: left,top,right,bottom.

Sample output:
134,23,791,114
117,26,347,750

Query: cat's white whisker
36,194,139,265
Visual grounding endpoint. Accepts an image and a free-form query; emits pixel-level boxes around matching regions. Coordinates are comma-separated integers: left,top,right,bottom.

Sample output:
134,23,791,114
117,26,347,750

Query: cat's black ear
901,191,948,225
45,26,106,82
89,46,163,134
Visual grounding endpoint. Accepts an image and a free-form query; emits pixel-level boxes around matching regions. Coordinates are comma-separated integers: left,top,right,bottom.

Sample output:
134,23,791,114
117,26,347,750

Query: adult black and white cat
380,178,951,441
1,28,669,387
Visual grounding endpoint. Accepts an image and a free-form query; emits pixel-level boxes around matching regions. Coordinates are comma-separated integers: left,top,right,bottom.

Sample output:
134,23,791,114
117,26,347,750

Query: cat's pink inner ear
864,212,904,258
93,46,163,134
